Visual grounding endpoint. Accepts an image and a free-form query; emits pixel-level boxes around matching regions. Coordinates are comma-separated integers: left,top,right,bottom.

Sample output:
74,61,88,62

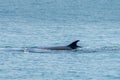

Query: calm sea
0,0,120,80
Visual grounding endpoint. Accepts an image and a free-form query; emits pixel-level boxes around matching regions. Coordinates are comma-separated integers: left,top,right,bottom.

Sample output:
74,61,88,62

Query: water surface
0,0,120,80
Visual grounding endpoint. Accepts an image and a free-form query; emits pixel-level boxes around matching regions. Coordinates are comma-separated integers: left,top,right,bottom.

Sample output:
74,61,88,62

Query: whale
41,40,81,50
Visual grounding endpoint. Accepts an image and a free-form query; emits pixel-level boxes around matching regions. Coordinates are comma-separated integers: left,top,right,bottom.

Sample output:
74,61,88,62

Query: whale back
41,40,81,50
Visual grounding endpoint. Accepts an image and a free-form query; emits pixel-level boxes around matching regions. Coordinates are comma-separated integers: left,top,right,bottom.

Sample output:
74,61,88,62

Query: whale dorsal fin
67,40,80,49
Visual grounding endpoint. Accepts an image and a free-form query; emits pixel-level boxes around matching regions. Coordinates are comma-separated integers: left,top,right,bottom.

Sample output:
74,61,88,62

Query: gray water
0,0,120,80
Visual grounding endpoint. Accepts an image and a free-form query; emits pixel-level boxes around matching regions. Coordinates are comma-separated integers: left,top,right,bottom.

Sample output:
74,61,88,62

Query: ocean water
0,0,120,80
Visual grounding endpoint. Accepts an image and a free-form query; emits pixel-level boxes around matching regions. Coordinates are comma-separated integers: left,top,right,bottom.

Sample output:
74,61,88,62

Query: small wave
79,46,120,53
